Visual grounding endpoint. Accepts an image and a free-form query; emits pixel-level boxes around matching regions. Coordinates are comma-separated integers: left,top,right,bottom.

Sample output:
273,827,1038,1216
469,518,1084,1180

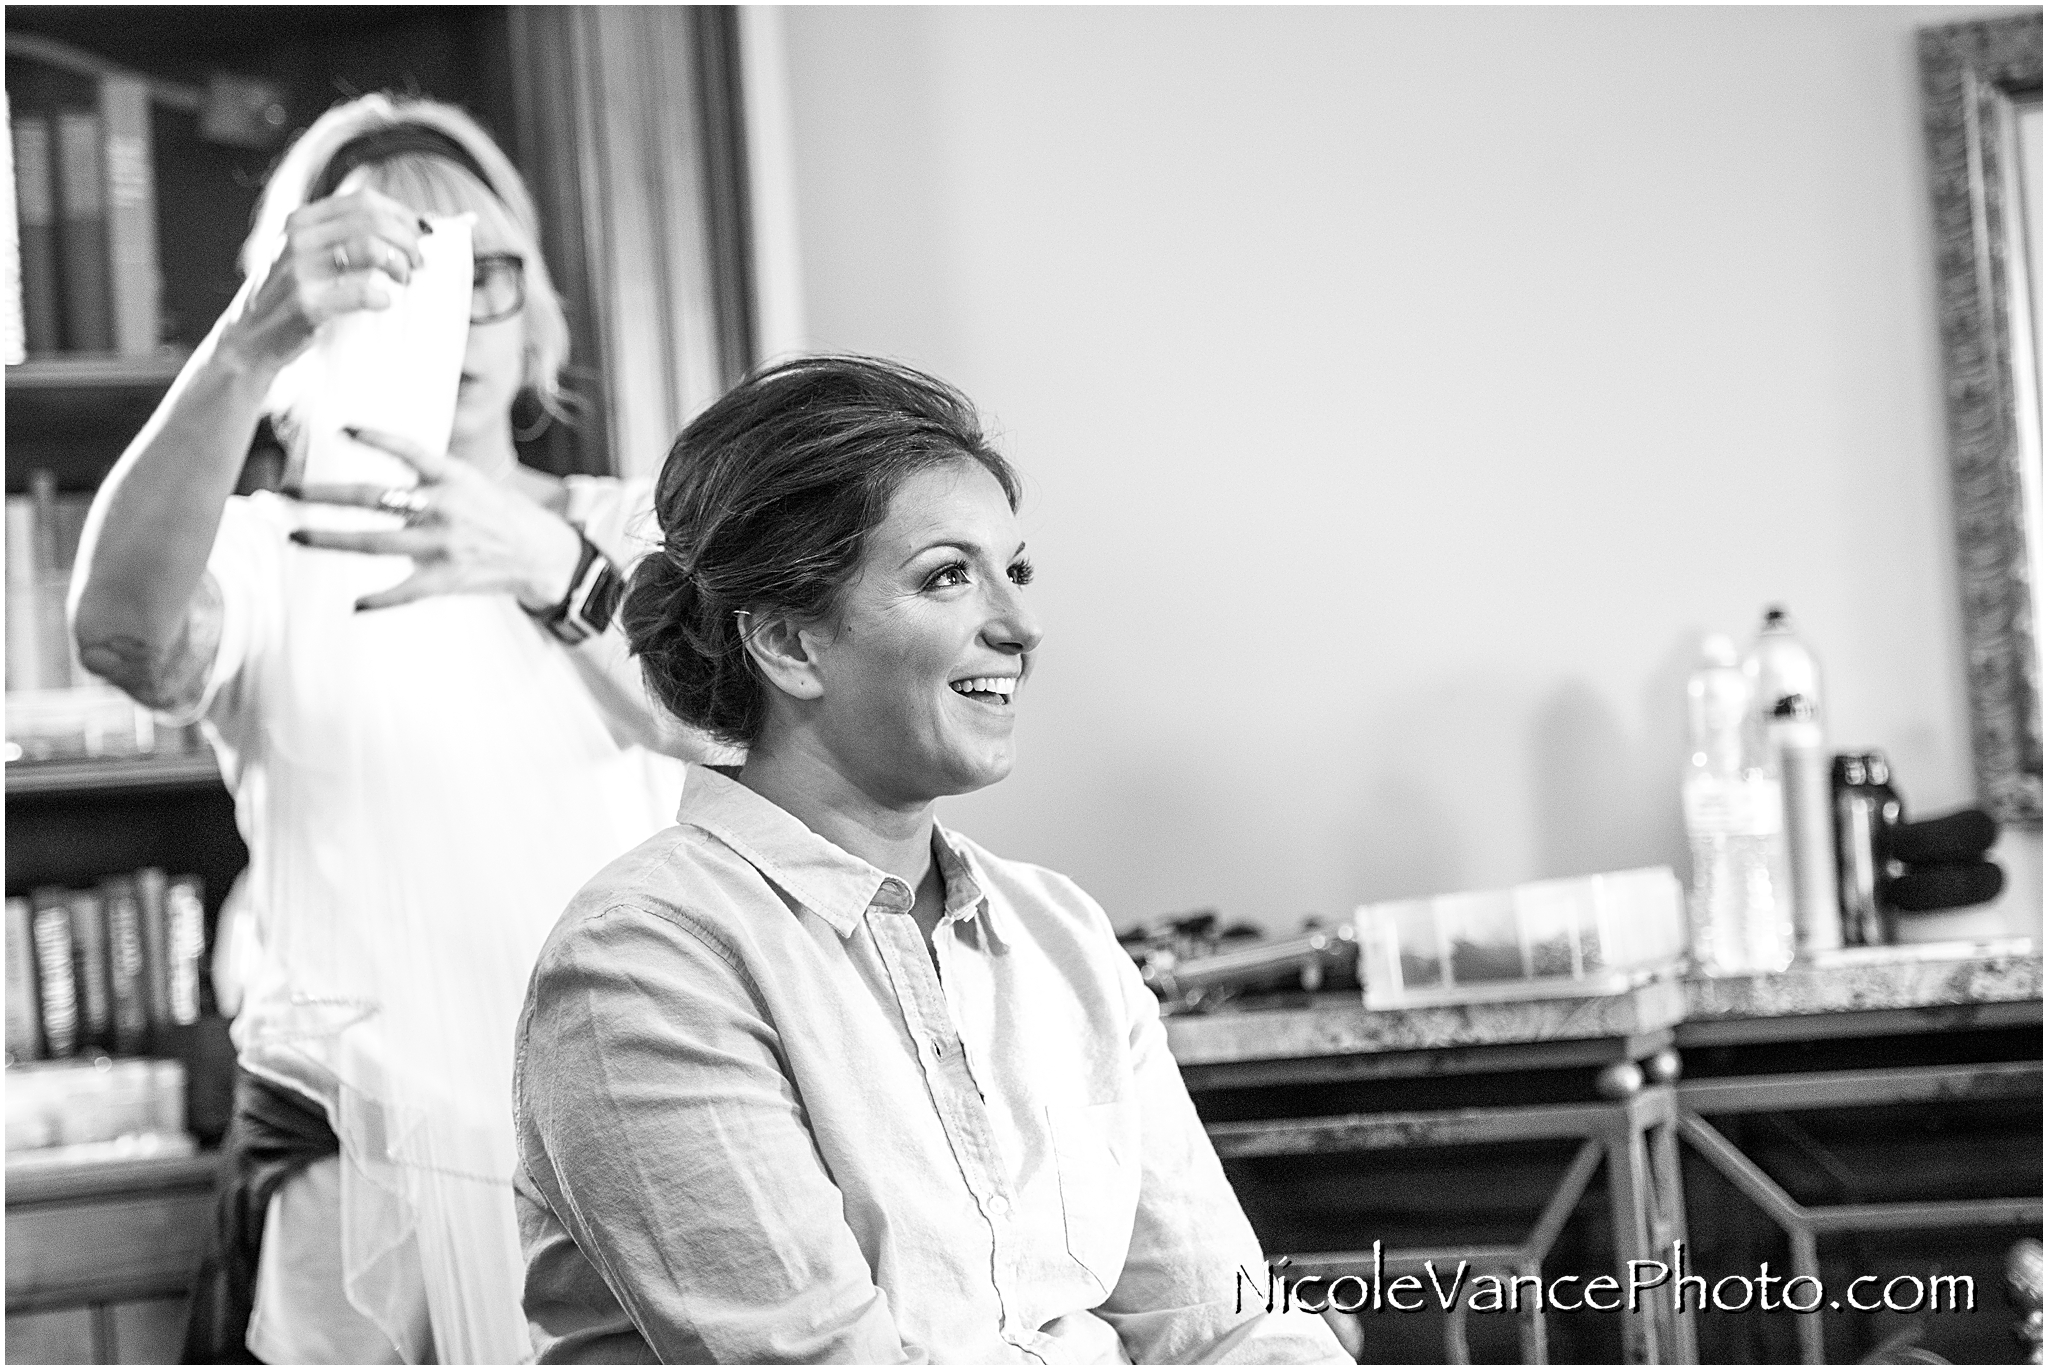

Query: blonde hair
246,93,571,417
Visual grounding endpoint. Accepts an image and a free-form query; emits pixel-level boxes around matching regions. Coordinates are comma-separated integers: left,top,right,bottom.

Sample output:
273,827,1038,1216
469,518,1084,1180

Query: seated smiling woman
513,356,1347,1365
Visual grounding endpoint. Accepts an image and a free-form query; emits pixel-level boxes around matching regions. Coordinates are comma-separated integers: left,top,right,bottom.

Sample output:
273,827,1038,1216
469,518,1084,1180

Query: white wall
776,5,2043,937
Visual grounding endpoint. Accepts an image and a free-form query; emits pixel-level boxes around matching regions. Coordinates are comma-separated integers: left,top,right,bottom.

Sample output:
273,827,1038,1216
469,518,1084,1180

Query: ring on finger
376,487,433,522
333,244,351,275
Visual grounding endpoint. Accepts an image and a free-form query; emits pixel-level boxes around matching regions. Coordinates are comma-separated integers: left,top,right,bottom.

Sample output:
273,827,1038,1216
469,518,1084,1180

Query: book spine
2,90,23,366
68,888,113,1049
7,896,43,1061
99,75,159,358
6,494,41,693
102,877,150,1053
166,876,205,1026
30,889,79,1057
53,490,93,687
53,108,112,354
10,112,59,356
28,469,73,689
136,865,172,1027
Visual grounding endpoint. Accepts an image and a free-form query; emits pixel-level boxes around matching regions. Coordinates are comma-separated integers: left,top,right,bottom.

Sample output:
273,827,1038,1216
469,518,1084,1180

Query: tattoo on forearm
77,573,225,714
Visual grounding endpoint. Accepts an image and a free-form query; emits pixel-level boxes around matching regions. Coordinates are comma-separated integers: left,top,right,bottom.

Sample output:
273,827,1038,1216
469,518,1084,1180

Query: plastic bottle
1744,606,1841,957
1682,634,1795,973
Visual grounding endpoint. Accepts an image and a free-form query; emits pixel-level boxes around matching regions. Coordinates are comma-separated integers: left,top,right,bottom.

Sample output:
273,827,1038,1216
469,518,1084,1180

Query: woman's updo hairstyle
624,355,1021,748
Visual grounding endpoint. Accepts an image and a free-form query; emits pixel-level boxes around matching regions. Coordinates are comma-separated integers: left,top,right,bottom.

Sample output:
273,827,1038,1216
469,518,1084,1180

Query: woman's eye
1008,561,1035,587
926,562,971,591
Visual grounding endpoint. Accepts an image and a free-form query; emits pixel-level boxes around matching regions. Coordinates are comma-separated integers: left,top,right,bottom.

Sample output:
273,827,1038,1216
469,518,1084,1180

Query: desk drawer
7,1190,210,1310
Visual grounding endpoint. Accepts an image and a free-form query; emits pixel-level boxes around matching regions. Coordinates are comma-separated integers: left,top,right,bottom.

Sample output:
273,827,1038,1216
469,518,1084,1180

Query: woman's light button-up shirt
514,764,1348,1365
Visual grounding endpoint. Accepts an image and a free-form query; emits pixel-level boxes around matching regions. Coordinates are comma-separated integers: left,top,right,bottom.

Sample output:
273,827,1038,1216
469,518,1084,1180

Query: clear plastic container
1684,635,1795,974
4,684,158,761
4,1055,187,1152
1356,867,1684,1008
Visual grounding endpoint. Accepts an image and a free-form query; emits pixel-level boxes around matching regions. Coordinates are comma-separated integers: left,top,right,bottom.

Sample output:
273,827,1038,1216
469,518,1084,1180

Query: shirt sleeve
516,898,924,1364
152,494,282,732
1094,945,1352,1365
561,475,659,570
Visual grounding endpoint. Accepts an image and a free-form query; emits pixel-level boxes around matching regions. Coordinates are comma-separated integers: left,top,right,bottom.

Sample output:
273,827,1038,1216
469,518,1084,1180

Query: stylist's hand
286,426,587,614
219,188,429,374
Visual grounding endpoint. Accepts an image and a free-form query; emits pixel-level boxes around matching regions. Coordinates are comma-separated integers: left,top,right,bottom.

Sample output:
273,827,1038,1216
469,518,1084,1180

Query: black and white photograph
1,4,2042,1365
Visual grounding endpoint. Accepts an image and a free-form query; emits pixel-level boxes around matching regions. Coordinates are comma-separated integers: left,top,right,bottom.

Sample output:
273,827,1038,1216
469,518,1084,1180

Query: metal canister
1833,751,1901,946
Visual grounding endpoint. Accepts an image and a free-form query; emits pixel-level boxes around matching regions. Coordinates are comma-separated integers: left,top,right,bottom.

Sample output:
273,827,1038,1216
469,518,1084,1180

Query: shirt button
986,1194,1010,1218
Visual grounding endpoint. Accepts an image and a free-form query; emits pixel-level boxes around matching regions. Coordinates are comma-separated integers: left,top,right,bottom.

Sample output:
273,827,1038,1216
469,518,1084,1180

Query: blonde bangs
356,155,527,254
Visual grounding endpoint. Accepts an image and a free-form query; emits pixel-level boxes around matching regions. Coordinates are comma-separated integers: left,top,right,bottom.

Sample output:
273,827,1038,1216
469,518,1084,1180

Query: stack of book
6,61,163,361
4,465,206,762
5,868,208,1066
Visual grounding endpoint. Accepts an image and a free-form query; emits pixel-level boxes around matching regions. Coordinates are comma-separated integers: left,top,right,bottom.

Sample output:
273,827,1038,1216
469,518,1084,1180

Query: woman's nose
983,581,1044,655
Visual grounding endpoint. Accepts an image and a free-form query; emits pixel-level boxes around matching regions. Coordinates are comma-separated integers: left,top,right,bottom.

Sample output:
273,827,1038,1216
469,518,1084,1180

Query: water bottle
1745,606,1841,956
1682,635,1795,973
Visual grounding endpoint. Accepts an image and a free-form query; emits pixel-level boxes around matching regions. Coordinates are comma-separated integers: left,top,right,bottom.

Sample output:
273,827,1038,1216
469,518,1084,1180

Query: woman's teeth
950,677,1016,703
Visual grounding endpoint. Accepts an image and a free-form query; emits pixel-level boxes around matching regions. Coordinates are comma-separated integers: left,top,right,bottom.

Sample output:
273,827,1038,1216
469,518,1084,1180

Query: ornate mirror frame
1920,13,2043,826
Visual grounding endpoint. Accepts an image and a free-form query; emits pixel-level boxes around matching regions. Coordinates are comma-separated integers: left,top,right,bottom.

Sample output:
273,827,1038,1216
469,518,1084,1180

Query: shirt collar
677,764,1007,944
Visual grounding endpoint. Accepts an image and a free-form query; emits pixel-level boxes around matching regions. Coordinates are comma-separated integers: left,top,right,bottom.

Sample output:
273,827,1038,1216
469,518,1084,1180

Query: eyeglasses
472,254,525,325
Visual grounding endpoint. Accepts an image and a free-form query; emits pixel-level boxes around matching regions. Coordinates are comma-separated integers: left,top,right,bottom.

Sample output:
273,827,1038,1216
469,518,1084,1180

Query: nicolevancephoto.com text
1239,1245,1978,1318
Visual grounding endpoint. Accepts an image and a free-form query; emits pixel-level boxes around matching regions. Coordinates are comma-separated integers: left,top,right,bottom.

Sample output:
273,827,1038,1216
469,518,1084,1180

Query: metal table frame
1176,965,2042,1366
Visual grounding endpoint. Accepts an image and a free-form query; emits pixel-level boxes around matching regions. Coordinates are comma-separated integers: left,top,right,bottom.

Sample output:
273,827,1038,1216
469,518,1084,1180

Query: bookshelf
1,9,570,1362
6,352,189,390
5,8,754,1359
6,752,222,798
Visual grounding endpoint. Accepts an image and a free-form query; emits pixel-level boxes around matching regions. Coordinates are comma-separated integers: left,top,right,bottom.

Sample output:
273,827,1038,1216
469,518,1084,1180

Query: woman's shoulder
533,821,768,980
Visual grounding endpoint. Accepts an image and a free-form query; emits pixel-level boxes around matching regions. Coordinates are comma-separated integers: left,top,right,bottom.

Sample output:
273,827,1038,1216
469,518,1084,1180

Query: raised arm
70,190,425,710
517,900,918,1363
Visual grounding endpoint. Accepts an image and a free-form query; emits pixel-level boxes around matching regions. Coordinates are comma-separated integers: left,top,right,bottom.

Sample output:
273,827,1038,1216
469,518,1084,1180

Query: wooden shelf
4,1148,216,1209
5,752,221,797
6,353,191,393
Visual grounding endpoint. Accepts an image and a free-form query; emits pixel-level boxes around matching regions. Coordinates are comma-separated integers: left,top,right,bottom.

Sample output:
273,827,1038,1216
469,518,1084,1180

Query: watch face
582,563,625,633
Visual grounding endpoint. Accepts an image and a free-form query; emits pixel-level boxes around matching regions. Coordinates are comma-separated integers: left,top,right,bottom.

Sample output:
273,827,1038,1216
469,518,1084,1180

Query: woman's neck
738,732,937,891
450,408,518,481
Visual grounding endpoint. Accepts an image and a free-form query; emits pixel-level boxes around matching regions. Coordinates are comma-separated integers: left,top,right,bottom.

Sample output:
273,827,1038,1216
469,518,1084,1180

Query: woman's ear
738,610,826,703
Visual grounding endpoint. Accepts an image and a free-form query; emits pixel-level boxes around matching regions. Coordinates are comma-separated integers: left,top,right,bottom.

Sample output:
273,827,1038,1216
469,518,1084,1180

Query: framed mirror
1920,12,2043,826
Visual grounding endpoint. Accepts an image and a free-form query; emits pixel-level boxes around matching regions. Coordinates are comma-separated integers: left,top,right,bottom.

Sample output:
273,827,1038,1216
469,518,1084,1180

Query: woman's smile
947,674,1019,710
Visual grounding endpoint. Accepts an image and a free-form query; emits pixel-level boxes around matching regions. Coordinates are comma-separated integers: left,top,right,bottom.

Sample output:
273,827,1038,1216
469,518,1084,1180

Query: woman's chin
940,748,1014,798
450,385,512,444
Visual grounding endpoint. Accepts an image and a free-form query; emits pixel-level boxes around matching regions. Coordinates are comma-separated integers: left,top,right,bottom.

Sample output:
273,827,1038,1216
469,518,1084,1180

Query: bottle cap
1699,633,1738,667
1762,605,1790,631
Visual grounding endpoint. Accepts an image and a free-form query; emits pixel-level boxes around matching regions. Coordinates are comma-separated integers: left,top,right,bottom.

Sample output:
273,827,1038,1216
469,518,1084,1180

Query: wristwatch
529,533,625,644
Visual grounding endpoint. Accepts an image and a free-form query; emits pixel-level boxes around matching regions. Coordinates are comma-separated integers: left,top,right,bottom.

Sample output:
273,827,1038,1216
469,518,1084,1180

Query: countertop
1164,940,2041,1068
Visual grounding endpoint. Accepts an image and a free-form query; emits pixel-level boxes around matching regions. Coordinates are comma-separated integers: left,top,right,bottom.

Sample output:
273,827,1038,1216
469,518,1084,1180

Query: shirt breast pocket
1046,1099,1141,1295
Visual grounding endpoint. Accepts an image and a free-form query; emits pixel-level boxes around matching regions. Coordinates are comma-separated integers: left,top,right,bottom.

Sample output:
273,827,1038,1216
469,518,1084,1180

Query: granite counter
1164,941,2041,1073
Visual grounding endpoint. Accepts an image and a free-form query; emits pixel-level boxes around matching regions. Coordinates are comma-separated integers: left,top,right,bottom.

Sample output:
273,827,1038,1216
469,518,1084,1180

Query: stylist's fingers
342,425,454,483
288,526,442,558
294,228,417,289
354,567,456,613
311,273,397,319
292,191,428,272
282,482,417,512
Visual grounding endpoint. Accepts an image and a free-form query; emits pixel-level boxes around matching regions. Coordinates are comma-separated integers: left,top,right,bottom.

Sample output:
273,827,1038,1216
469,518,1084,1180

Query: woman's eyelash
924,559,1034,590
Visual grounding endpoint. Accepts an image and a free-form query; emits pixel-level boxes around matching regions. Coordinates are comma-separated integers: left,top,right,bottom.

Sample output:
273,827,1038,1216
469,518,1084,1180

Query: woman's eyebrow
899,538,1029,569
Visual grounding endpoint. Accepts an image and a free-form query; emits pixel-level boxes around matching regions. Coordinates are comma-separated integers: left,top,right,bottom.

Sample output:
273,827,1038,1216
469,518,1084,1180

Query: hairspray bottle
1745,607,1841,957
